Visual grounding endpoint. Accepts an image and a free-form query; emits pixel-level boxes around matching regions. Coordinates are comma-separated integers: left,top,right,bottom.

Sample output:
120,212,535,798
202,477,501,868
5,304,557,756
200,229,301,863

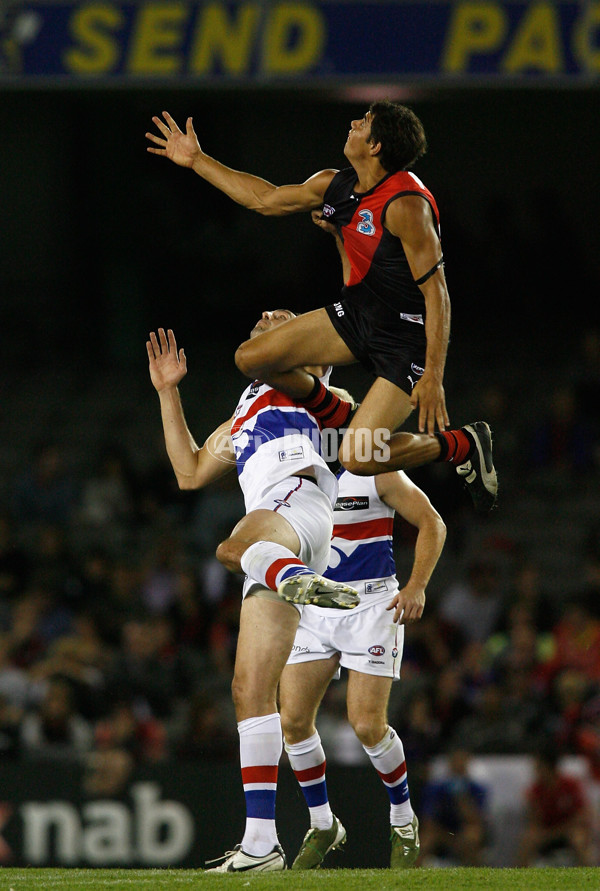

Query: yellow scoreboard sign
2,1,599,83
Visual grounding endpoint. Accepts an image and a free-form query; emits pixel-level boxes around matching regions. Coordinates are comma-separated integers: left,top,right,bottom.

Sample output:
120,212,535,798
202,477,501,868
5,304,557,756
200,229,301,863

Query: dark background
3,86,599,375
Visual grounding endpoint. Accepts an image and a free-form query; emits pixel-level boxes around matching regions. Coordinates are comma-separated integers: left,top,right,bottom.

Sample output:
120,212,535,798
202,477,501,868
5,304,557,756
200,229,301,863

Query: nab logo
335,496,369,511
368,645,385,656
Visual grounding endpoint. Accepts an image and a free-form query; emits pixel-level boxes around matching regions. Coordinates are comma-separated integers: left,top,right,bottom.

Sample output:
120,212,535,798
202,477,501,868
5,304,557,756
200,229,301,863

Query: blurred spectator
572,327,600,440
0,692,21,758
529,385,595,478
0,512,31,602
11,440,78,528
78,442,139,528
20,676,93,761
0,632,31,711
94,696,167,763
207,577,242,680
450,682,537,754
418,747,488,866
431,663,473,744
28,612,110,722
105,617,184,720
82,747,135,798
497,556,558,634
486,603,552,689
583,524,600,598
540,592,600,687
396,692,442,806
517,749,594,866
28,523,83,613
139,533,187,616
176,690,237,762
438,557,505,647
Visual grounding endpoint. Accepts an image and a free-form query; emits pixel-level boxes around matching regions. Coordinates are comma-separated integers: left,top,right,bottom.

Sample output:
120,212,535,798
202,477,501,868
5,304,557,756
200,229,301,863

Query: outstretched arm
147,328,235,489
376,471,446,624
146,111,336,216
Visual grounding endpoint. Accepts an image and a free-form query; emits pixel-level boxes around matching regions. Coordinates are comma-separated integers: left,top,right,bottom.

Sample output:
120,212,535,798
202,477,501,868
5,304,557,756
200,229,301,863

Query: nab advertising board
1,1,600,86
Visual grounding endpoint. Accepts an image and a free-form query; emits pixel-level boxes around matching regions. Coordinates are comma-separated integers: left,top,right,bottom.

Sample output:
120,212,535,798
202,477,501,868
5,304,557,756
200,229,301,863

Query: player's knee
280,710,312,744
348,713,386,747
338,444,377,476
216,538,241,572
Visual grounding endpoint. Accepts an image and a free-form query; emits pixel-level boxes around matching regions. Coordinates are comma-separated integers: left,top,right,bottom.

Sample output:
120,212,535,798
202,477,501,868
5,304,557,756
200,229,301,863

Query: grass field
0,868,599,890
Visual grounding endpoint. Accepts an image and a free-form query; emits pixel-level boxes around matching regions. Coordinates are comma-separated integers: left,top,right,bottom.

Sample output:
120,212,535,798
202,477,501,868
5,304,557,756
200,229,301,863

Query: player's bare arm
376,470,446,624
146,111,336,216
385,195,451,436
147,328,235,489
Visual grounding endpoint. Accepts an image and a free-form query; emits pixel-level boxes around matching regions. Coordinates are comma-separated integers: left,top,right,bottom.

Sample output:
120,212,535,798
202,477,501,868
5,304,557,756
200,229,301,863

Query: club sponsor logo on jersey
335,496,370,511
245,381,262,399
368,645,385,656
278,446,305,462
365,580,389,594
356,209,376,236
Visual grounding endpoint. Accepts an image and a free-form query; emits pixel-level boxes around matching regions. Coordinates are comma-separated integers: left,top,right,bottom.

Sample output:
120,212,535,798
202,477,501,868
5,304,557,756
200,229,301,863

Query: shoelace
205,849,237,866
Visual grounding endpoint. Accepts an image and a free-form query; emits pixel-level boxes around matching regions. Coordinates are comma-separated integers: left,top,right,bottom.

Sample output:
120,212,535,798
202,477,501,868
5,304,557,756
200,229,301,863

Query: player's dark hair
369,101,427,172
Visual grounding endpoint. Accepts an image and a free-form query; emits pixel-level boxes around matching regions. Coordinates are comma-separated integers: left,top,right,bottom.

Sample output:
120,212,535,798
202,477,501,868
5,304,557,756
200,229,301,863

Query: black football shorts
325,292,427,396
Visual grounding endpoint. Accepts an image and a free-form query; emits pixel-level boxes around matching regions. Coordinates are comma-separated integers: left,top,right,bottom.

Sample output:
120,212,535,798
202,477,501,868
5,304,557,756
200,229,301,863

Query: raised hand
146,112,201,169
147,328,187,392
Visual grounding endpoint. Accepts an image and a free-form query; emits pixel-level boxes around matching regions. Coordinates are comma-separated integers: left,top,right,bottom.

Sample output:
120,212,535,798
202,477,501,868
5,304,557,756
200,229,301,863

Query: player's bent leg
235,308,356,382
216,509,302,573
339,379,439,476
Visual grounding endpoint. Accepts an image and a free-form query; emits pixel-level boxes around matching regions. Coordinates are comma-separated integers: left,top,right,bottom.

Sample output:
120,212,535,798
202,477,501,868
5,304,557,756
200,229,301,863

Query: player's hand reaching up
146,112,201,169
147,328,187,392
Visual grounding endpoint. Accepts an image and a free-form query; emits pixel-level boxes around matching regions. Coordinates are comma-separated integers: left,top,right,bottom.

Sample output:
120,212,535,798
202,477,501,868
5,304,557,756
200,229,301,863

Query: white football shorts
242,476,334,602
287,586,405,679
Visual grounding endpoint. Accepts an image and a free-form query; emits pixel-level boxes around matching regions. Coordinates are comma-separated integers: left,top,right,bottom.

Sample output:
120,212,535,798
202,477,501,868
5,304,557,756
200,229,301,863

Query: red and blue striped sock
363,726,414,826
239,713,283,856
241,541,314,592
285,731,333,829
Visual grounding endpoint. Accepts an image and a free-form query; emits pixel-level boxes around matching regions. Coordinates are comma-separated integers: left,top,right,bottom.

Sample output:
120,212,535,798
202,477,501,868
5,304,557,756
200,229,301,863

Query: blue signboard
1,1,599,85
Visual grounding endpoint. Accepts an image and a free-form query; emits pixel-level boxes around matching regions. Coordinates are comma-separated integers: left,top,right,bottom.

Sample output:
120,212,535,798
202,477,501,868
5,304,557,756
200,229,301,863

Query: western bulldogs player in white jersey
147,313,358,874
279,461,446,870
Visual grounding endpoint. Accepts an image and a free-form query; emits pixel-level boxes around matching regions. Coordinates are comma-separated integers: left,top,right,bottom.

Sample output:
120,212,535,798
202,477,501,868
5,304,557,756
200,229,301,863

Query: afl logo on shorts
368,645,385,656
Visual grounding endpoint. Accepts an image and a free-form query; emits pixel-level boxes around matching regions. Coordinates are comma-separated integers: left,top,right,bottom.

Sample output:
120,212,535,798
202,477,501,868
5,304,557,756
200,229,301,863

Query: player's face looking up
344,111,374,160
249,309,296,339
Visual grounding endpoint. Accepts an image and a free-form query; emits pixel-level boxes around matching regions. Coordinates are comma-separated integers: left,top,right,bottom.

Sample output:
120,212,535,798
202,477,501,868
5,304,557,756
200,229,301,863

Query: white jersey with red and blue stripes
324,470,396,606
231,371,337,514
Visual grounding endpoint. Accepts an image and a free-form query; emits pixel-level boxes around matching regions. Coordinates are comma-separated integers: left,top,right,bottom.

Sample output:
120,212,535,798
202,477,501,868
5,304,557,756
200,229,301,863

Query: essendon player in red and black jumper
321,166,442,394
148,100,498,514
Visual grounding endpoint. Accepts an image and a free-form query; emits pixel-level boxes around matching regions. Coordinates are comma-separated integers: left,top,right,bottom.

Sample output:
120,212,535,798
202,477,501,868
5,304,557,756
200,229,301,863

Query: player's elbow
235,338,268,379
176,473,198,491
